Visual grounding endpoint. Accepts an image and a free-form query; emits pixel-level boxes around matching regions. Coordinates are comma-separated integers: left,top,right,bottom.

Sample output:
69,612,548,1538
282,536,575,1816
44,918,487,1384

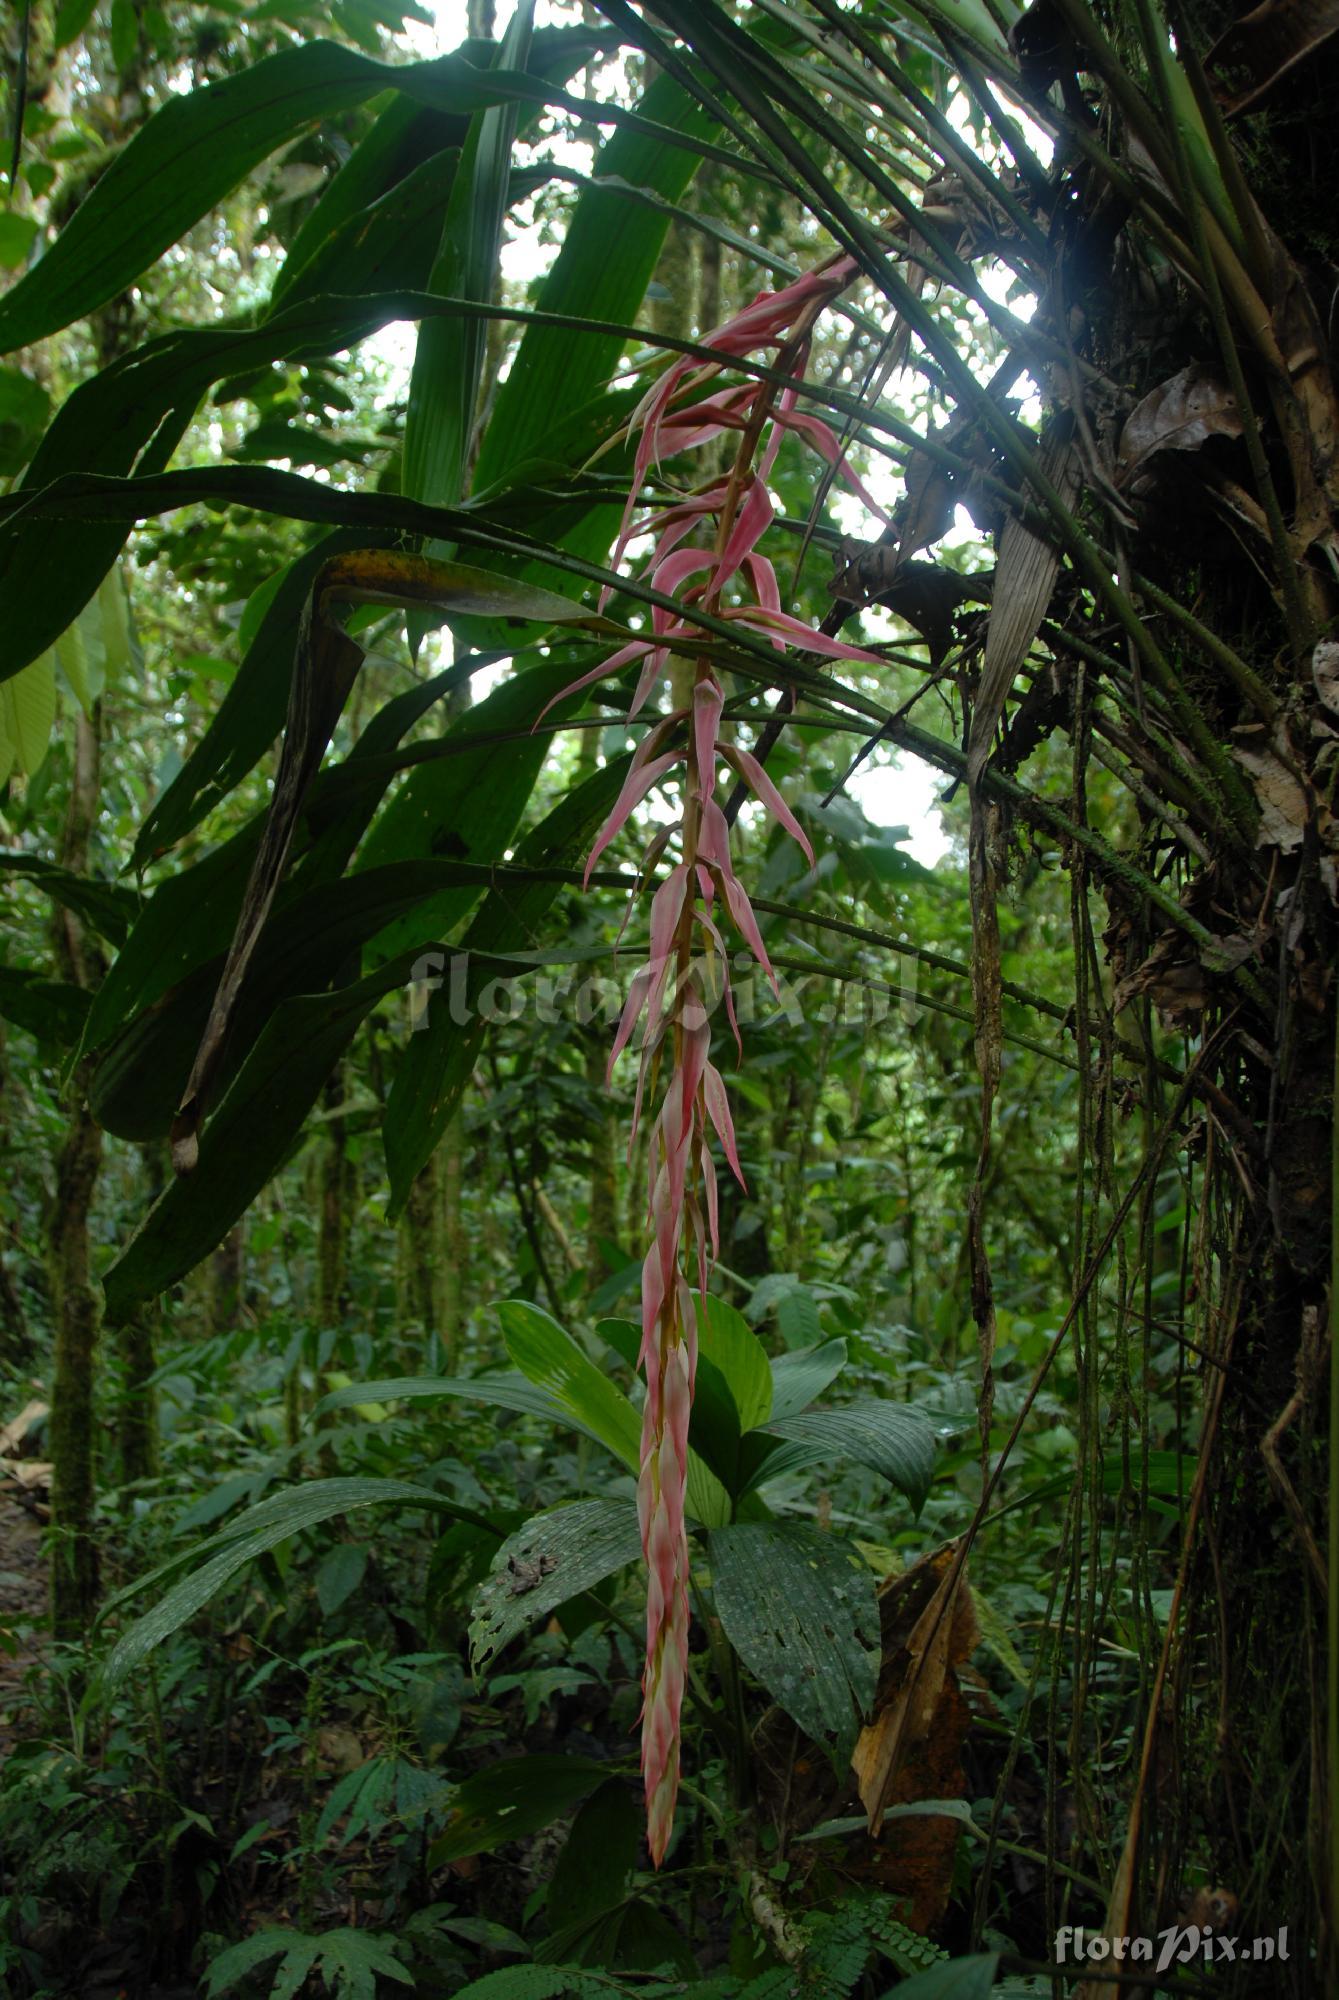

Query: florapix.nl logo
1055,1921,1289,1974
405,945,921,1039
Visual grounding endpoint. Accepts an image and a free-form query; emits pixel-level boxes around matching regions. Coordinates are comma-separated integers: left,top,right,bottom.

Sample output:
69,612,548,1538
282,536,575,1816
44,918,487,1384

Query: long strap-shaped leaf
0,39,584,354
167,551,612,1172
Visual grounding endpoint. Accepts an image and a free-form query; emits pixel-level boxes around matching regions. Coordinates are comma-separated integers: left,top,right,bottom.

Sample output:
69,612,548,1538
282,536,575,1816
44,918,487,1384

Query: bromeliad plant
541,255,890,1859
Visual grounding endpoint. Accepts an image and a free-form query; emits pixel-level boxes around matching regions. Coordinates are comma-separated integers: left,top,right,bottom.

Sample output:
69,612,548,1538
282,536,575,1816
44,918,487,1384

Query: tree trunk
206,1224,246,1335
46,706,104,1640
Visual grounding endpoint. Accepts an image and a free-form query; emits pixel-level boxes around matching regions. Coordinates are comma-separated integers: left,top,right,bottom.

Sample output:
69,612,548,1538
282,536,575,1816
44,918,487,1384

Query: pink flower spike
627,647,672,725
534,638,653,729
715,477,774,598
649,863,690,972
717,864,779,995
702,1062,746,1188
701,1144,720,1260
723,606,886,666
743,553,782,619
722,744,814,864
693,677,725,800
774,407,891,522
696,796,731,872
585,751,680,887
652,547,716,607
609,962,654,1079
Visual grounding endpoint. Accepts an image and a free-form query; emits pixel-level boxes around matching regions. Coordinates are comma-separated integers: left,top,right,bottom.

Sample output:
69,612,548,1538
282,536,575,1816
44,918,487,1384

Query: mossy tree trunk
47,706,105,1639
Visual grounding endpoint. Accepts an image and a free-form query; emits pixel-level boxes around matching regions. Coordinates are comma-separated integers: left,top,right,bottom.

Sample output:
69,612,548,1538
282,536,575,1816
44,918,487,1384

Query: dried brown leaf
852,1547,978,1836
969,416,1079,785
1115,366,1241,489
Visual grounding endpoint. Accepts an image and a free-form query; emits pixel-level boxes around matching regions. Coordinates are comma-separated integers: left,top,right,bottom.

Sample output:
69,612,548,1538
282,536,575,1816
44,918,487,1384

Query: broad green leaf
472,69,715,494
766,1338,847,1423
699,1294,772,1432
317,1368,626,1450
545,1779,641,1933
383,750,631,1208
0,855,136,945
428,1754,609,1866
104,1476,465,1680
469,1499,642,1670
777,1281,822,1350
450,1973,574,2000
0,655,56,774
315,1542,370,1617
52,0,98,47
539,1895,695,1976
0,40,576,354
495,1300,642,1474
875,1954,1001,2000
355,655,588,967
100,948,426,1319
0,968,90,1046
709,1521,879,1759
681,1301,771,1503
763,1399,937,1513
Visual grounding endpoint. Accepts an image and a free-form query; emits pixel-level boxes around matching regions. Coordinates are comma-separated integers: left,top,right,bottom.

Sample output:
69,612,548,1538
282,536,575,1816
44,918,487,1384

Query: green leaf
0,656,56,774
0,366,49,475
495,1300,642,1474
709,1522,879,1759
132,533,380,866
99,949,426,1319
454,67,718,642
316,1542,369,1617
89,863,578,1141
206,1928,412,2000
546,1779,641,1933
699,1294,772,1432
472,68,715,496
0,855,136,945
52,0,98,47
766,1338,847,1423
453,1968,576,1999
0,41,573,354
268,23,601,313
763,1400,937,1513
469,1499,642,1672
316,1368,611,1439
0,968,90,1046
0,216,38,273
428,1754,610,1866
355,655,588,966
681,1298,771,1500
539,1895,696,1976
777,1282,822,1350
109,0,138,72
104,1477,465,1682
405,0,534,525
875,1954,1001,2000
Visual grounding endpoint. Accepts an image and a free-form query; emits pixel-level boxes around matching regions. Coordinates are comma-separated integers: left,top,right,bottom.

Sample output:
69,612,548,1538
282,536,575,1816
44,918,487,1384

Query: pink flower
545,249,872,1865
